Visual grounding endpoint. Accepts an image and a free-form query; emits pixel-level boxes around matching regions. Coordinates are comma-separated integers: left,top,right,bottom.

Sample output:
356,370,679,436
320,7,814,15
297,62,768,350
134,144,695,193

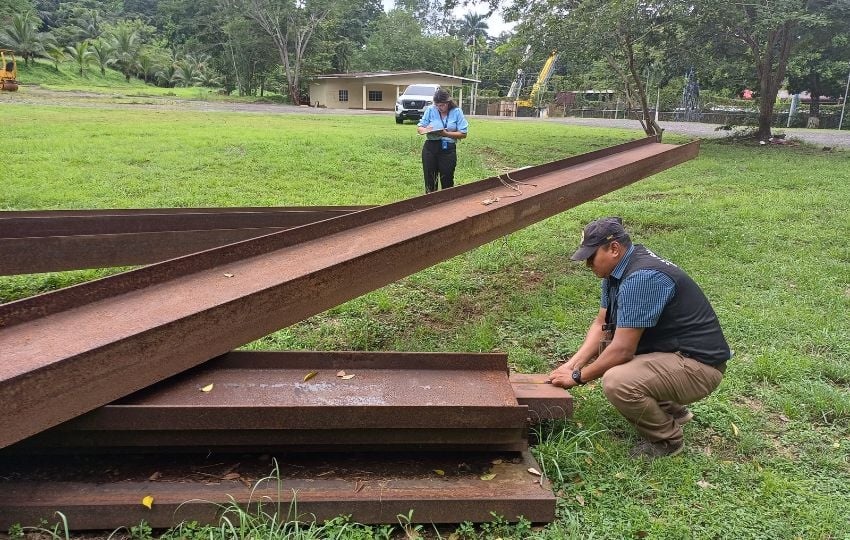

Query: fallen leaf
584,457,593,465
731,422,740,437
341,374,355,380
480,473,497,481
142,495,154,509
433,469,445,476
697,480,713,489
491,459,503,465
636,531,648,538
614,472,625,479
336,370,346,377
833,442,840,449
222,472,241,481
778,414,790,423
527,468,542,476
575,494,585,506
448,534,460,540
148,471,162,481
201,383,214,393
303,371,318,382
223,273,234,278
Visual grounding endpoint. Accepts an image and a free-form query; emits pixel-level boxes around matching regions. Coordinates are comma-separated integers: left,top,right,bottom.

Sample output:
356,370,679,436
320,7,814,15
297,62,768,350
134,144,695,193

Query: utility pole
839,61,850,131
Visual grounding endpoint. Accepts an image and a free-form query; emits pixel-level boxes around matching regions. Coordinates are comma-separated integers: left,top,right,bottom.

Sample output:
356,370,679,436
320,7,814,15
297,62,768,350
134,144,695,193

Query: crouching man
549,217,730,458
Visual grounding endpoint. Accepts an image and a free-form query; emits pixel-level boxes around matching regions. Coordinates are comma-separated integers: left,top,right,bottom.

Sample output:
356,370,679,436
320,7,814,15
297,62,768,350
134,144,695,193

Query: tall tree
694,0,823,139
786,0,850,126
506,0,682,137
235,0,330,104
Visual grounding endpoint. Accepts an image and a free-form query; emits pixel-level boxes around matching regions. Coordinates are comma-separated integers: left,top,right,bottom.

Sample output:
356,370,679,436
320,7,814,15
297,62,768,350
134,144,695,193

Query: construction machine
515,50,558,108
1,49,19,91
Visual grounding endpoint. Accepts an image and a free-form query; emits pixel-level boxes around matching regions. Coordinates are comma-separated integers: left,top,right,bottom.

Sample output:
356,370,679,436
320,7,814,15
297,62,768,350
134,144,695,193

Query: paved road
5,86,849,148
493,115,850,149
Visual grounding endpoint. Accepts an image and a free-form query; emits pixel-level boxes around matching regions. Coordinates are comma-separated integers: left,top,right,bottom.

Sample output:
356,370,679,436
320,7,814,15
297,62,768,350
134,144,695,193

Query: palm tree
89,39,112,76
155,63,177,87
45,43,66,71
458,12,489,46
66,41,94,77
107,25,141,82
136,53,158,83
0,11,46,65
71,9,103,42
171,57,203,87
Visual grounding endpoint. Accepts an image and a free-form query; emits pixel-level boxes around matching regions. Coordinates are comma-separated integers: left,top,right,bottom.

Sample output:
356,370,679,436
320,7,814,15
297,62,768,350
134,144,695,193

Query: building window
368,90,383,102
338,89,348,102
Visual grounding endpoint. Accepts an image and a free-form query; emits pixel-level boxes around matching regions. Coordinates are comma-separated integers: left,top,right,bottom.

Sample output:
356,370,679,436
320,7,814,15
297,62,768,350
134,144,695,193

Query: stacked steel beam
0,137,699,529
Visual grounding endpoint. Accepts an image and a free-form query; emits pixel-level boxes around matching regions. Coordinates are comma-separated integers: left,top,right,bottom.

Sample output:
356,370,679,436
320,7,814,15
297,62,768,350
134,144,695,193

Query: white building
309,71,478,110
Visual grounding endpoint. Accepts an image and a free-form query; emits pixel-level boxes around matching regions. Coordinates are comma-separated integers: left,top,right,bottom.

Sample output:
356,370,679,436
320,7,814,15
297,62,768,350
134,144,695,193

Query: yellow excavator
1,49,19,91
515,51,558,108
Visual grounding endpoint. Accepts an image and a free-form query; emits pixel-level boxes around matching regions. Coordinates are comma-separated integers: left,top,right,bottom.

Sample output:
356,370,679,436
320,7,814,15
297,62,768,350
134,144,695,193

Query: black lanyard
438,109,448,130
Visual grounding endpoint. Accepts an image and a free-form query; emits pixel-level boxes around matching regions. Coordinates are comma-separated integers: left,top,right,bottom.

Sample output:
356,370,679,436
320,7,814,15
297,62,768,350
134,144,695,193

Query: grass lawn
12,59,284,102
1,104,849,539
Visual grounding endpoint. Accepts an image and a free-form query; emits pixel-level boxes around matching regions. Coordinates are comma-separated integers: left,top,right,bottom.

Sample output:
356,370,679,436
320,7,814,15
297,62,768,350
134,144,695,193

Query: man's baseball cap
570,217,629,261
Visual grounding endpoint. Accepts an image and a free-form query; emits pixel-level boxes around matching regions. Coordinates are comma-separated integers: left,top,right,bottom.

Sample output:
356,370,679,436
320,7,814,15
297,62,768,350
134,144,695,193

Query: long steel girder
0,451,555,529
9,351,572,452
0,206,371,275
0,137,699,448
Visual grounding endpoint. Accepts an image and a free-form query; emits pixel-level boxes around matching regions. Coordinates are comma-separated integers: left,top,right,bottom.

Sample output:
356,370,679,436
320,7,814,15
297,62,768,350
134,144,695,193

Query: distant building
310,71,478,110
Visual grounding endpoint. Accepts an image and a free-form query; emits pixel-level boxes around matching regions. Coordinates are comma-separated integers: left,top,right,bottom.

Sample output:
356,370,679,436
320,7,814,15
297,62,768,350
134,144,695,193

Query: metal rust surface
0,451,554,528
0,137,699,448
510,373,574,420
10,352,568,452
0,206,371,274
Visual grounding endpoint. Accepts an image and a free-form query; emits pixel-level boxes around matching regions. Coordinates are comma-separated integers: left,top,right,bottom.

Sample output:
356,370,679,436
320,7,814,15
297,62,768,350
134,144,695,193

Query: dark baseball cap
570,217,629,261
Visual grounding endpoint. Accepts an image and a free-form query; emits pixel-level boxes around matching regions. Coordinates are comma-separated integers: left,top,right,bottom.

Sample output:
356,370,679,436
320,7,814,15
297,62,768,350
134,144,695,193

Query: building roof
317,70,480,84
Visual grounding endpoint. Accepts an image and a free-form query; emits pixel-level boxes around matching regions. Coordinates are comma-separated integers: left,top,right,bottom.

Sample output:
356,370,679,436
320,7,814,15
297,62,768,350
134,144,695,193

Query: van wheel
395,116,403,124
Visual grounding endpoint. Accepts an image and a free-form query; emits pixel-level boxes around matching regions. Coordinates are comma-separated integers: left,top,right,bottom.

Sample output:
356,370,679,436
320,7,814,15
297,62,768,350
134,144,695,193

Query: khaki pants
602,352,724,443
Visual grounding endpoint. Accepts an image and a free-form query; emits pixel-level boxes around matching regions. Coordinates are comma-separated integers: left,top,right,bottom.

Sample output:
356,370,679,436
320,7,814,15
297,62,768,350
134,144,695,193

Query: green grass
12,58,284,101
1,103,849,539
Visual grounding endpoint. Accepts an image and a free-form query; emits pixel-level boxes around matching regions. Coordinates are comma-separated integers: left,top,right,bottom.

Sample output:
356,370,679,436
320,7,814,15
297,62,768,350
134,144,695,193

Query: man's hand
548,362,578,389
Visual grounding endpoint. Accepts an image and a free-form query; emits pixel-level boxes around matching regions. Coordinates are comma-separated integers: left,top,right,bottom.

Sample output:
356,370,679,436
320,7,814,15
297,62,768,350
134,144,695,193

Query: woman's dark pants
422,140,457,193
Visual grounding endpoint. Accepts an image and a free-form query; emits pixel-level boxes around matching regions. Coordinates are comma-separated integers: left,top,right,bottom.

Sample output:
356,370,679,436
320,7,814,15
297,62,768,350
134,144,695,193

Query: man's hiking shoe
673,407,694,426
629,438,684,459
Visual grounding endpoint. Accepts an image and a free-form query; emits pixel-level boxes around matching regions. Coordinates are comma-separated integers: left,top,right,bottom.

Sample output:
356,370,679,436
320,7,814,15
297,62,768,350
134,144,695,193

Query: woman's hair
433,88,458,111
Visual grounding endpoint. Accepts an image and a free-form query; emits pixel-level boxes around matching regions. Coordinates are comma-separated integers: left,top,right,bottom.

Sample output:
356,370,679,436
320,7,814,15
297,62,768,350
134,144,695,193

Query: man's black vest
606,245,730,365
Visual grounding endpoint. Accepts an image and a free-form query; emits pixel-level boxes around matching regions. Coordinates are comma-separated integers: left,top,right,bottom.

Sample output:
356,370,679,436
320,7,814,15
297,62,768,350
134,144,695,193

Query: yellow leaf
201,383,214,393
527,467,542,476
731,422,740,437
833,442,840,449
336,370,346,377
142,495,154,509
480,473,497,481
584,457,593,465
614,472,625,479
433,469,445,476
303,371,318,382
341,374,355,380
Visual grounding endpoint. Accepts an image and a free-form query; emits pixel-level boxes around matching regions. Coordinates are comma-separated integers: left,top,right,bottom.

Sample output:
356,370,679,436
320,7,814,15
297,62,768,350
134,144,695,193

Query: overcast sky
380,0,516,36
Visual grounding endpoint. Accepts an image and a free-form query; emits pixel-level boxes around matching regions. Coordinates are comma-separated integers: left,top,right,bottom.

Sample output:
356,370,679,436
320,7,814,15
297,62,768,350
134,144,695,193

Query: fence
463,98,848,130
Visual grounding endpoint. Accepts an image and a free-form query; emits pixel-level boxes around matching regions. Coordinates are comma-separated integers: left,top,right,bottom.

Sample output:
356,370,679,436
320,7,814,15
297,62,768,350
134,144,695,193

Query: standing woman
417,89,468,193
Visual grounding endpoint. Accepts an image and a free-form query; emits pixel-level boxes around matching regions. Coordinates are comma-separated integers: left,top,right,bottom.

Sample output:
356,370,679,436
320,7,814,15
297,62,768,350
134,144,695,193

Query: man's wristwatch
571,369,586,385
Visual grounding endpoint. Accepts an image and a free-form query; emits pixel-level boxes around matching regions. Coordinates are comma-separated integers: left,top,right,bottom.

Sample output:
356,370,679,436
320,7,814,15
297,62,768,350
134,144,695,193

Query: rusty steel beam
0,450,555,529
510,373,574,421
10,351,570,452
0,137,700,448
0,206,371,275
